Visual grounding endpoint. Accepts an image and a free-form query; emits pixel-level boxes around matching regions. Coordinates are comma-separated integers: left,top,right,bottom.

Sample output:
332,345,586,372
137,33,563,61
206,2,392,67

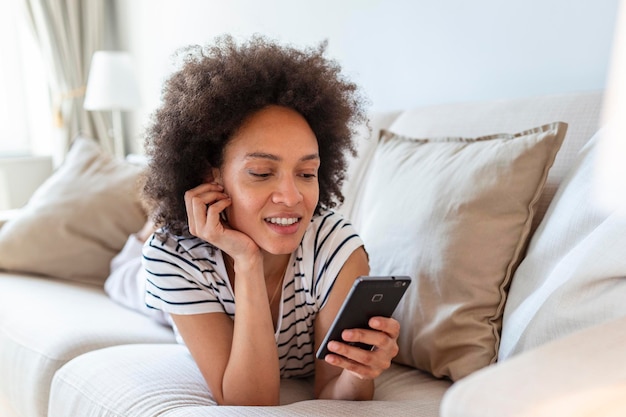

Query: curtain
0,0,45,157
22,0,112,162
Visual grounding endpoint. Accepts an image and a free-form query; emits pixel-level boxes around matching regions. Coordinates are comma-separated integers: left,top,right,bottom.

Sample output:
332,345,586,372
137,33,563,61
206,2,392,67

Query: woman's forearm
221,260,280,405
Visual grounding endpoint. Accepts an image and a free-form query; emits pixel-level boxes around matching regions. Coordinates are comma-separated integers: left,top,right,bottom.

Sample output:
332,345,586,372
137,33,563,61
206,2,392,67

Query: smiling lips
264,217,302,235
265,217,300,226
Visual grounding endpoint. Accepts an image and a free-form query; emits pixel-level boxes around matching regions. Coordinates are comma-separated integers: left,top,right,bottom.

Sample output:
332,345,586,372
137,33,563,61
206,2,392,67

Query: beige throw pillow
0,137,147,285
352,122,567,381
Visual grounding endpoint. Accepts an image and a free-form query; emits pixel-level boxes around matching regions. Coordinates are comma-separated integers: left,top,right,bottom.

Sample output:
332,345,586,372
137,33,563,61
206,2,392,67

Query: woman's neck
261,252,290,282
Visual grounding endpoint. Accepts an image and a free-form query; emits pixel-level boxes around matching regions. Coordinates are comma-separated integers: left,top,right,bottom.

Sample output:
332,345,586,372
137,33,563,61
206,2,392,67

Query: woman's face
215,105,320,256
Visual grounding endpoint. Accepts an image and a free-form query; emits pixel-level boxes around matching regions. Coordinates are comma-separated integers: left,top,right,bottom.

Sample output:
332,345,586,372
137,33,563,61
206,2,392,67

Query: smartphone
316,275,411,360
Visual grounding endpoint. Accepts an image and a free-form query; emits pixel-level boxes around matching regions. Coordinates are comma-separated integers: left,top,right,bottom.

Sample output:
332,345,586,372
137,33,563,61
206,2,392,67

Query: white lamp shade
84,51,141,111
595,0,626,212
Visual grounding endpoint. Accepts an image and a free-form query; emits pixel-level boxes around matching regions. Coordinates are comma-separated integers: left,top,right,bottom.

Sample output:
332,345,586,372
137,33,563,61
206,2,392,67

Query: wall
0,156,53,210
114,0,620,153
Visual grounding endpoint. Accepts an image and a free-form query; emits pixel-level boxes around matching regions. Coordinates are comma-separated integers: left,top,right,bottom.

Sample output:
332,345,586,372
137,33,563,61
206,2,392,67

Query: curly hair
143,35,367,235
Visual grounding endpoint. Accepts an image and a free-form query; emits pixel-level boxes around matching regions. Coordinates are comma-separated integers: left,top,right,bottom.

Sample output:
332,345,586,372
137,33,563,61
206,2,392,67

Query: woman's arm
176,183,281,405
171,256,280,405
313,246,401,400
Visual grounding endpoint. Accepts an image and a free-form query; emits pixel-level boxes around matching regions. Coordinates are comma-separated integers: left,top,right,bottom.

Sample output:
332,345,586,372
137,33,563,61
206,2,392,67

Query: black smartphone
316,275,411,360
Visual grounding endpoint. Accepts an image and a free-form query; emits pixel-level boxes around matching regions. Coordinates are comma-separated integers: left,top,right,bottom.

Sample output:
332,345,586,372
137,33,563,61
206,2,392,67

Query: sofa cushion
498,129,626,360
441,315,626,417
352,122,566,381
0,272,175,417
49,344,450,417
0,137,147,285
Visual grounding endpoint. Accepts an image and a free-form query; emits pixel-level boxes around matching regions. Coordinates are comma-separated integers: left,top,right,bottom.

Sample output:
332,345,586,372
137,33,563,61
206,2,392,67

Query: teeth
267,217,299,225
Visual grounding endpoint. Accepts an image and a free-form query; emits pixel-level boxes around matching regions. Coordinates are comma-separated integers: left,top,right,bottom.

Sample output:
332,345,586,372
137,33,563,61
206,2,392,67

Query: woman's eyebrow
300,153,320,162
245,152,320,162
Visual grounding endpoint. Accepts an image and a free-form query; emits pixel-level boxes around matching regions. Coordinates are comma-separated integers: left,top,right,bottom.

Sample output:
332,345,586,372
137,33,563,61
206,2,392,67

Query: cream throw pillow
0,138,147,285
499,129,626,361
353,122,567,381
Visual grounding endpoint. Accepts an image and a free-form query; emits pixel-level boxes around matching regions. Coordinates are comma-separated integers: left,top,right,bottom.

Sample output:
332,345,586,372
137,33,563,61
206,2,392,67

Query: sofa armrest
440,316,626,417
0,209,19,230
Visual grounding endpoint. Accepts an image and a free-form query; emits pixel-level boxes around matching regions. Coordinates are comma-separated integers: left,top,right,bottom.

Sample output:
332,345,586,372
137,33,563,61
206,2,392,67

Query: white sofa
2,90,625,417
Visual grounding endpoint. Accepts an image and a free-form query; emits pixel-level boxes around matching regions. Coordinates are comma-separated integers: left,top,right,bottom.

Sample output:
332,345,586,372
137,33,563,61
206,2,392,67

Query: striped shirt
143,210,363,378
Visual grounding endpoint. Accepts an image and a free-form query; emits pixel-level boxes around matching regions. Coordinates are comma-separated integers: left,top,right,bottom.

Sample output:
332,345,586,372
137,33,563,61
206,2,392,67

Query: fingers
183,184,261,262
369,316,401,340
324,317,401,380
184,183,230,237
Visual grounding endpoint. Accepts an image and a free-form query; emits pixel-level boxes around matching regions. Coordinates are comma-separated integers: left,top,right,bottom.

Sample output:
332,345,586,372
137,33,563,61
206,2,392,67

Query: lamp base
111,110,125,158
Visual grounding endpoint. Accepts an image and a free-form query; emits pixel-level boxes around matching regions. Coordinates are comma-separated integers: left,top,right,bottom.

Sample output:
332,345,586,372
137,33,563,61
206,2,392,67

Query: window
0,1,52,157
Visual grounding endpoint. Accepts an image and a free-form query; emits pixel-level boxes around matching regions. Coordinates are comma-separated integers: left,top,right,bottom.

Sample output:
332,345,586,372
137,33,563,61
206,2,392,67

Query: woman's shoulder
143,228,219,264
296,211,364,305
302,210,361,253
308,210,356,234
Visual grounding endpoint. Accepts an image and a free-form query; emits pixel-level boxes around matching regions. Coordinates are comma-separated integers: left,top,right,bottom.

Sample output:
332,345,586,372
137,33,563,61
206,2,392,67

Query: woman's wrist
338,369,375,400
232,252,263,275
318,369,375,401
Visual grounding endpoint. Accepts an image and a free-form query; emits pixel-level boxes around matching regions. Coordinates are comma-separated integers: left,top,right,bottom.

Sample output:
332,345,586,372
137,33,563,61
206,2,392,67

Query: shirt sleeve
309,212,365,309
142,233,229,316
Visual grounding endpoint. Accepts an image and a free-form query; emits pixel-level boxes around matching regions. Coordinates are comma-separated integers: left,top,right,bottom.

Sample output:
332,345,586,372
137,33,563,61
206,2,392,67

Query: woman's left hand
324,316,400,380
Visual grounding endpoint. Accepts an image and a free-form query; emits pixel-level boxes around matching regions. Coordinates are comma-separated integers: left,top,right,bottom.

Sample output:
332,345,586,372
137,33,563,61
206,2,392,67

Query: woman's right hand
184,182,260,262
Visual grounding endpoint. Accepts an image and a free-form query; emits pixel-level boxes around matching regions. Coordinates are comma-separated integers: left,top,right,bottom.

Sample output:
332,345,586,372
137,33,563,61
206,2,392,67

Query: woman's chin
261,244,299,256
257,236,303,256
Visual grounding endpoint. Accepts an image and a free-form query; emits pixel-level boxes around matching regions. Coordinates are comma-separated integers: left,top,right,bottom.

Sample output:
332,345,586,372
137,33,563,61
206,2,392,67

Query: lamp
595,0,626,213
84,51,141,158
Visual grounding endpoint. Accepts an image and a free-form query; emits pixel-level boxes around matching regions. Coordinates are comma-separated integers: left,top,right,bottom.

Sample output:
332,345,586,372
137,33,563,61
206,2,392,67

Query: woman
142,35,400,406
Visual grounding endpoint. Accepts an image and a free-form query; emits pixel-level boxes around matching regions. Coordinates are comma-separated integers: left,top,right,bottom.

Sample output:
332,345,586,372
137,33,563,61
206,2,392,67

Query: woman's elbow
218,384,280,407
219,395,280,407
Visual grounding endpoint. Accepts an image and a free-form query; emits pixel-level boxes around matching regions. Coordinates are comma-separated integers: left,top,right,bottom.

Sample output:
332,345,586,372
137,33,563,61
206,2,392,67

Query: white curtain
0,1,51,157
22,0,112,161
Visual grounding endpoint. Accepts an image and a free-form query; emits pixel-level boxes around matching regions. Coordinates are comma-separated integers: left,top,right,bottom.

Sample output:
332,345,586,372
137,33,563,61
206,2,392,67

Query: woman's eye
300,173,317,179
249,171,271,178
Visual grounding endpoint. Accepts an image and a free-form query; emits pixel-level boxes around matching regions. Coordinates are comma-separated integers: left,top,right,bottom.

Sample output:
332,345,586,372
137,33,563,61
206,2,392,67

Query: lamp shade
84,51,141,111
595,0,626,212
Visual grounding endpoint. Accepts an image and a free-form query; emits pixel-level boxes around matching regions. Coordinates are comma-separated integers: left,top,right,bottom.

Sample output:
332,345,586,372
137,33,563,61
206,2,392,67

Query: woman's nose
272,177,303,206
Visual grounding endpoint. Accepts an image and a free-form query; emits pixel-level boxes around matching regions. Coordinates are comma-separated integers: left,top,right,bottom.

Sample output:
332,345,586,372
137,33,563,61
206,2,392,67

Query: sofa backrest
341,90,603,233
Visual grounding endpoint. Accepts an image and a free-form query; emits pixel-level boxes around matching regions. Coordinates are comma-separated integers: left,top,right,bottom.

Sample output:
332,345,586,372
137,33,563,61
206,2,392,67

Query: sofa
2,90,625,417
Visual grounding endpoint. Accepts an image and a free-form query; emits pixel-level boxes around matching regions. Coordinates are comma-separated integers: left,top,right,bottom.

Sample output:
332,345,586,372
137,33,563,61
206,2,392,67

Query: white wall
114,0,620,153
0,156,53,210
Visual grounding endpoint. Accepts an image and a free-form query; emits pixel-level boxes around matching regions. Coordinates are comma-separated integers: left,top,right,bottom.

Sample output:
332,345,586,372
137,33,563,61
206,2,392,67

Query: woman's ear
211,167,223,185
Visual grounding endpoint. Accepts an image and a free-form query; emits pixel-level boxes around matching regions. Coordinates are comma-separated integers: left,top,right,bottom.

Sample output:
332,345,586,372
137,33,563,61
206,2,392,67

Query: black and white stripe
142,211,363,378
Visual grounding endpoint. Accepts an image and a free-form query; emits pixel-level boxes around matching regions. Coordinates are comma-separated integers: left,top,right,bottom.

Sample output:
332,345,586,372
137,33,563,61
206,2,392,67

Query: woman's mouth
265,217,300,226
264,217,301,234
263,215,304,242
